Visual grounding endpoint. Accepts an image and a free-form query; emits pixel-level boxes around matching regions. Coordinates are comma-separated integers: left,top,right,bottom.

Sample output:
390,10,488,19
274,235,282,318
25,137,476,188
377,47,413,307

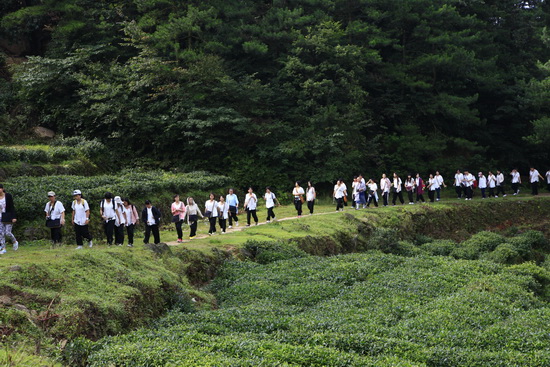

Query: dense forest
1,0,549,189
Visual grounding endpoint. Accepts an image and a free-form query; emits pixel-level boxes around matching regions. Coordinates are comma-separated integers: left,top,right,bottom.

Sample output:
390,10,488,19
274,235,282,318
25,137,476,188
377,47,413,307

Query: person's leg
247,210,252,225
105,220,115,245
383,192,388,206
429,190,434,202
190,217,197,237
228,206,234,226
252,210,258,224
407,191,413,203
399,192,404,204
392,192,397,205
297,201,302,216
127,224,134,245
307,200,314,214
50,227,56,243
420,194,425,202
219,218,226,232
209,217,216,234
152,225,160,244
144,225,151,244
176,221,183,239
455,186,461,198
115,225,124,245
74,224,83,248
3,224,16,247
481,188,486,198
436,188,441,200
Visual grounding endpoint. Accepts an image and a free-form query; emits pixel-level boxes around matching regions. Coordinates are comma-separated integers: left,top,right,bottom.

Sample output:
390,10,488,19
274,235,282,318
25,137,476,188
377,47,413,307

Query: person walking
546,169,550,192
529,167,544,195
205,193,219,235
292,182,305,216
380,174,391,206
0,184,18,254
434,171,446,201
306,181,316,215
487,171,497,198
478,172,487,199
427,174,438,203
44,191,65,245
114,196,127,246
454,170,464,199
71,189,93,249
142,200,161,244
264,187,279,223
100,192,119,246
171,194,186,243
462,171,474,200
391,173,405,205
244,187,259,226
185,197,203,239
333,179,347,211
357,174,367,209
218,195,229,233
496,170,506,197
510,169,521,195
415,173,426,203
226,188,239,228
122,198,139,247
366,179,379,207
404,175,415,204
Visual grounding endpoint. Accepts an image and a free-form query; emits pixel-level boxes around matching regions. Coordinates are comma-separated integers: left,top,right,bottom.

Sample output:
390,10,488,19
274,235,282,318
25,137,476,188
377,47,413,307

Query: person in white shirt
113,196,127,246
292,182,305,217
366,179,379,207
380,173,391,206
496,170,506,197
357,174,367,208
404,175,415,204
434,171,446,201
226,188,239,228
71,189,93,249
306,181,316,215
529,167,544,195
351,177,358,208
100,192,119,246
122,198,139,247
333,179,347,211
462,171,474,200
244,187,259,226
546,169,550,192
510,169,521,195
44,191,65,244
487,171,497,198
185,197,203,239
426,174,439,203
205,193,219,235
478,172,487,199
454,170,464,199
264,187,279,223
391,173,404,205
218,195,229,233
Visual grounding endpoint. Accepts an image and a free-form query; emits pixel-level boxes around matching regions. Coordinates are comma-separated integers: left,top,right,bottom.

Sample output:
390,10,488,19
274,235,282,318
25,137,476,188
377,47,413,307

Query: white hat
47,191,56,197
73,189,82,196
114,196,122,204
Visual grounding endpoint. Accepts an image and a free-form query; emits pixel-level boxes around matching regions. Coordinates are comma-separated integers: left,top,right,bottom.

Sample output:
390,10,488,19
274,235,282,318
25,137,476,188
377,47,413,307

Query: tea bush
82,252,550,366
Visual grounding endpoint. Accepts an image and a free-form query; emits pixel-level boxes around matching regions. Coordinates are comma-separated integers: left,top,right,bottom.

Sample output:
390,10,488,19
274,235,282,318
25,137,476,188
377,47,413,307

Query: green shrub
242,240,307,264
464,231,505,252
481,243,522,264
421,240,456,256
394,240,426,257
367,227,400,252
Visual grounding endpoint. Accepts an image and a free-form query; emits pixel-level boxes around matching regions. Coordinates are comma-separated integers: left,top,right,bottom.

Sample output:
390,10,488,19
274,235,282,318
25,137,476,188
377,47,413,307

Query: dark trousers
531,182,539,195
488,187,495,197
50,227,62,244
455,186,462,198
175,220,183,239
126,224,135,245
115,224,125,245
103,219,115,245
435,188,441,200
266,207,275,221
428,190,435,202
367,194,378,207
228,206,238,225
382,192,389,206
466,186,473,199
219,218,227,232
189,215,198,237
496,185,505,196
307,200,315,214
144,224,160,244
74,224,92,247
208,217,217,234
247,209,258,225
392,191,404,205
416,193,425,202
359,192,367,205
336,197,344,210
294,199,303,216
407,190,414,203
480,188,486,198
512,182,519,194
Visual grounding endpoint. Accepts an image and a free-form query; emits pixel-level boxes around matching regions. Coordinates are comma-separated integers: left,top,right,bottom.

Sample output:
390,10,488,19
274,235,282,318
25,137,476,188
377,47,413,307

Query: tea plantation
79,238,550,366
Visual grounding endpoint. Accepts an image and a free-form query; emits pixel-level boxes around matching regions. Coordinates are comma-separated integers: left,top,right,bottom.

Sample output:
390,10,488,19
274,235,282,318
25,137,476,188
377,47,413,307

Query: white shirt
334,184,346,199
392,178,402,193
546,170,550,184
380,178,391,193
205,200,219,217
404,179,415,191
264,192,276,208
454,173,463,186
292,187,305,198
487,175,497,188
115,205,126,226
146,207,155,225
478,176,487,189
435,174,444,187
306,187,315,201
72,199,90,226
44,201,65,220
217,201,229,219
529,169,540,183
463,174,474,187
368,182,378,192
0,197,5,217
101,200,117,221
428,178,438,191
497,173,504,185
511,172,520,183
245,193,257,210
351,181,358,195
124,205,136,225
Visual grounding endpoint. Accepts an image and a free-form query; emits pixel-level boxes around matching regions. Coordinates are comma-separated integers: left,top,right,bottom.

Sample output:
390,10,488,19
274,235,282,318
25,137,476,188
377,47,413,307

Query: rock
8,265,21,272
144,243,172,256
0,295,12,306
13,304,30,313
33,126,55,139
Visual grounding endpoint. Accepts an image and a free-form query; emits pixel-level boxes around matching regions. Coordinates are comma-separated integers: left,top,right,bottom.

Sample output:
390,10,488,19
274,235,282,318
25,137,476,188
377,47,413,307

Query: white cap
73,189,82,196
114,196,122,204
47,191,56,197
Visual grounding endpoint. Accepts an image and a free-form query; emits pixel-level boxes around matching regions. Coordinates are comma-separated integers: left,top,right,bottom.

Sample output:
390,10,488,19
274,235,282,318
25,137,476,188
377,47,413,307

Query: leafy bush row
0,139,107,164
80,252,550,366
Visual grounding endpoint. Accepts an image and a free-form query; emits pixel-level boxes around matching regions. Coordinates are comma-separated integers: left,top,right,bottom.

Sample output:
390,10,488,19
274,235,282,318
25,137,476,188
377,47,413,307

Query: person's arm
45,203,50,219
171,203,177,215
72,209,75,225
197,205,204,219
85,209,90,225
